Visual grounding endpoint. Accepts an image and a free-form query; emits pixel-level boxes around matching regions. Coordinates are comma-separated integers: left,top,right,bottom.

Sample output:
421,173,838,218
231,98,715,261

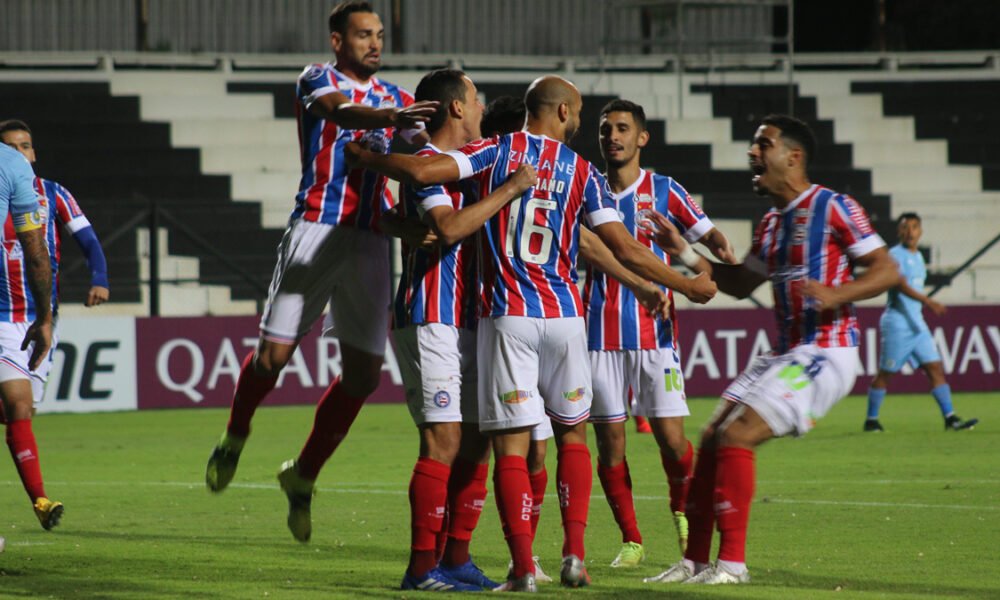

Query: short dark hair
481,95,526,137
0,119,31,137
329,1,374,34
415,69,469,134
897,212,921,224
761,114,817,167
600,99,647,131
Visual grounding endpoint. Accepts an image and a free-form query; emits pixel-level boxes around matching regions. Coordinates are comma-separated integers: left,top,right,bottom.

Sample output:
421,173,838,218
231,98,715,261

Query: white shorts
260,220,390,356
394,323,478,426
531,418,553,441
477,316,591,433
0,321,54,404
722,345,858,437
590,348,689,422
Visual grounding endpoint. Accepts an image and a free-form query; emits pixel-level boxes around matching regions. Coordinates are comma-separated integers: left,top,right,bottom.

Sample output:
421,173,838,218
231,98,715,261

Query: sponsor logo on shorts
562,387,586,402
500,390,531,404
433,390,451,408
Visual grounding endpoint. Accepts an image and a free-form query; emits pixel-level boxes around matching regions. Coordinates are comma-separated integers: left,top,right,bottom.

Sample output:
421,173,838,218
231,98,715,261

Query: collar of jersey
331,63,375,92
781,183,819,213
607,168,647,201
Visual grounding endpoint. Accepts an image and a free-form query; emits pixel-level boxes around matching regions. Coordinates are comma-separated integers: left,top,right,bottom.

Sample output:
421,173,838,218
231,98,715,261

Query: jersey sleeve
831,195,885,259
445,137,501,180
583,166,620,228
660,177,713,243
1,153,43,231
297,64,338,111
52,182,91,233
408,183,452,219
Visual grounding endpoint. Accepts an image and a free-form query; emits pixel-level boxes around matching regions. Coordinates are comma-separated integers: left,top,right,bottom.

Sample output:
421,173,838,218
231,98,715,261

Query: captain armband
13,209,44,233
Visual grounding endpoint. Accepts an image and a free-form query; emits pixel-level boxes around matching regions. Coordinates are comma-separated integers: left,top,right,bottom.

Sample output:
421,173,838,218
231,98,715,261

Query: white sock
717,559,747,575
684,559,709,574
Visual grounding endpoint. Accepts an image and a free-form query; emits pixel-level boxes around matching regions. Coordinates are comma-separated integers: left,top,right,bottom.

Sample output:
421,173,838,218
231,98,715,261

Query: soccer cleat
401,567,482,592
863,419,885,432
945,415,978,431
205,433,245,492
610,541,645,568
33,497,64,531
634,416,652,434
277,459,315,542
493,572,537,593
506,556,552,584
438,559,500,589
559,554,590,588
672,511,689,554
643,560,694,583
683,563,750,585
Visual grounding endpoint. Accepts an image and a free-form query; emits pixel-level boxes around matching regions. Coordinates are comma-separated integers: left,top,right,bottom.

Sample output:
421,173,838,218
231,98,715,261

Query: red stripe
500,133,528,317
303,122,338,222
603,278,621,348
526,139,565,318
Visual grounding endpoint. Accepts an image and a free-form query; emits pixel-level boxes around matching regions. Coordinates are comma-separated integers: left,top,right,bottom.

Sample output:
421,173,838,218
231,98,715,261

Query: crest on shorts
433,390,451,408
562,387,586,402
501,390,531,404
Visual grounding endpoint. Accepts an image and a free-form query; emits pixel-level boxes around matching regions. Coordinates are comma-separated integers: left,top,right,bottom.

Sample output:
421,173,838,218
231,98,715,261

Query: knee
254,349,290,378
527,441,547,473
341,372,380,398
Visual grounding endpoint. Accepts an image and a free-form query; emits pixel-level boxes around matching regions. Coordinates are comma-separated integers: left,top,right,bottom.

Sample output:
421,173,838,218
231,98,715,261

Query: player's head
897,212,922,248
0,119,35,164
599,99,649,169
329,1,382,78
481,95,526,137
415,69,483,141
749,114,816,196
524,75,583,143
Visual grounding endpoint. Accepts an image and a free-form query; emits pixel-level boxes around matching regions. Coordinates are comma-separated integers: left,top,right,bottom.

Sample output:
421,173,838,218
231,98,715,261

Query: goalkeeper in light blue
864,213,978,432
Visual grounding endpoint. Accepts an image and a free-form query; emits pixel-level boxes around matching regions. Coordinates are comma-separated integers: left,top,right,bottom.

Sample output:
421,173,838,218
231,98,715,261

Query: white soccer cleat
643,560,694,583
507,556,553,584
683,563,750,585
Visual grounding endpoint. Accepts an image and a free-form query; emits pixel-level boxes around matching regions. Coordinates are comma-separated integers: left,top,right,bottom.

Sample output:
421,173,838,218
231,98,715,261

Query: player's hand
21,317,53,372
683,271,717,304
641,211,687,256
405,225,440,250
712,243,739,265
393,101,440,129
634,283,670,319
508,163,538,195
926,298,946,316
802,279,843,311
85,285,109,307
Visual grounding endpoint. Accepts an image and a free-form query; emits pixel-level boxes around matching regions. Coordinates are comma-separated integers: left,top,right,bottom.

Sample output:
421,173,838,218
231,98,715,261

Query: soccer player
203,1,438,543
0,142,55,529
586,100,737,569
863,213,978,432
349,75,716,591
643,114,898,585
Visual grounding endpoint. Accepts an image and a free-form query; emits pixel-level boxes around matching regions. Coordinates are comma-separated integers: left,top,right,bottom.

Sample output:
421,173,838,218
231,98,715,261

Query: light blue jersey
882,244,928,334
0,144,41,220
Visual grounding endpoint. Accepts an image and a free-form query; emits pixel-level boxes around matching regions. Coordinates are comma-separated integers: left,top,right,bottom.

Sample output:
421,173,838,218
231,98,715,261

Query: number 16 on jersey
505,195,558,265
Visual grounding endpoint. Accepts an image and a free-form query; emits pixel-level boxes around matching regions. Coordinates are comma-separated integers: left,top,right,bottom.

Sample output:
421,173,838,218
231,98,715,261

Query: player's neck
770,175,812,209
335,61,374,86
428,124,467,152
605,161,641,193
525,117,566,143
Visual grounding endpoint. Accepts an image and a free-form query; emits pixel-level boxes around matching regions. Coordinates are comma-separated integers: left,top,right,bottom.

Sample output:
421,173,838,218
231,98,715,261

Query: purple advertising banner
135,306,999,409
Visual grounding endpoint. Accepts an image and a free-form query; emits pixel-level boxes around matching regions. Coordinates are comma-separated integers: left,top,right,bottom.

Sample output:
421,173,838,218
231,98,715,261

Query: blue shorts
879,327,940,373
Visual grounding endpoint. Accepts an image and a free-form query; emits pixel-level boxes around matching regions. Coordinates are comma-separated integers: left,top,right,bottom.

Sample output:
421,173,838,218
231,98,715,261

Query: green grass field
1,393,998,599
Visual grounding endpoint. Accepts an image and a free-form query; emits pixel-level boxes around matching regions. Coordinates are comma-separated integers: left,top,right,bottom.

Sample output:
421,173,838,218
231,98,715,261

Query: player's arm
309,92,438,134
346,142,461,186
71,226,110,307
897,278,946,316
696,227,738,264
13,218,53,370
379,206,439,250
802,246,897,311
591,220,716,304
644,211,766,299
579,227,669,318
424,164,536,246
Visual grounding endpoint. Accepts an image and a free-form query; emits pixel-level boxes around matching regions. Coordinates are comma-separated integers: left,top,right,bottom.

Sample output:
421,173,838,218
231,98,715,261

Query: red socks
528,467,548,540
494,455,534,578
408,457,451,577
714,446,755,564
6,419,45,501
556,443,591,559
226,351,278,438
442,459,489,567
661,440,694,513
597,460,642,544
684,445,718,564
296,378,367,481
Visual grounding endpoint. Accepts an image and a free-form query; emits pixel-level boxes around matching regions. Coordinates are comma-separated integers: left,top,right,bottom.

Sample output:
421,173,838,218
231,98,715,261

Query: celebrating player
585,100,736,568
204,1,437,543
643,114,898,585
863,212,978,432
0,141,54,529
349,75,715,591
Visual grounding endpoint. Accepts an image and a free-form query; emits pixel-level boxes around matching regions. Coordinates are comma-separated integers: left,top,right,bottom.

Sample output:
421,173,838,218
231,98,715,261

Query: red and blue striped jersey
292,63,415,230
392,144,479,330
0,177,88,321
446,132,619,319
745,184,885,352
584,169,713,351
